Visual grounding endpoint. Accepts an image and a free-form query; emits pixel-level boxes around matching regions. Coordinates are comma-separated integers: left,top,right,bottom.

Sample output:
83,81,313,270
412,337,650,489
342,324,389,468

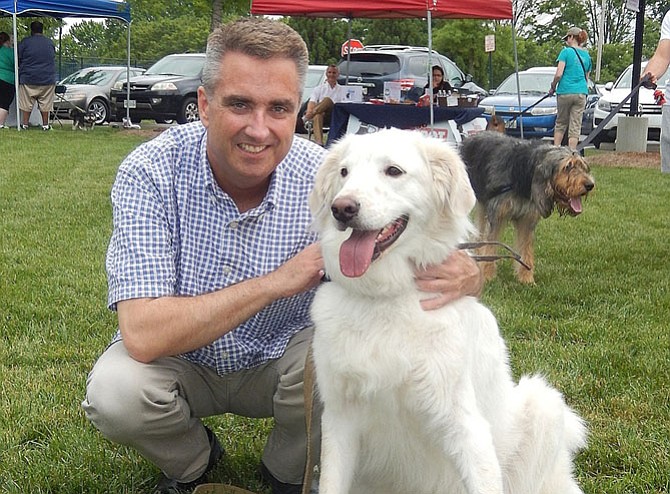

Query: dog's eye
385,166,404,177
340,168,348,177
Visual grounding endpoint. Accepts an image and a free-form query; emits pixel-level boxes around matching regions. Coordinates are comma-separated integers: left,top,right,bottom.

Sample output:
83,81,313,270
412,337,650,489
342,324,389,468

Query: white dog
308,129,586,494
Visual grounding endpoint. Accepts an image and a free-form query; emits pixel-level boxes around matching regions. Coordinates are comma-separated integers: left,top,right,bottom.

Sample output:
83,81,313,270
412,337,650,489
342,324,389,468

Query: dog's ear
309,144,345,227
532,147,565,217
423,138,476,218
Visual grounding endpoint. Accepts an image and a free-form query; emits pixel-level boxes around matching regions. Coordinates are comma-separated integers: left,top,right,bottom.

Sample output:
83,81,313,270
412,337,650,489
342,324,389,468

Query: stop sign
341,39,364,57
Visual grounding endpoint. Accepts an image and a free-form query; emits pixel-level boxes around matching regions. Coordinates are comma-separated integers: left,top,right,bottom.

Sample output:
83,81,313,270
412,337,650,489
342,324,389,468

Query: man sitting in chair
303,65,347,146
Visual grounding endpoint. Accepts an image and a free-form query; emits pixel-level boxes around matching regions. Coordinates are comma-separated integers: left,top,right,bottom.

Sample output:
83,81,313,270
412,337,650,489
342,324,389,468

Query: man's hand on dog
415,250,484,310
267,243,325,298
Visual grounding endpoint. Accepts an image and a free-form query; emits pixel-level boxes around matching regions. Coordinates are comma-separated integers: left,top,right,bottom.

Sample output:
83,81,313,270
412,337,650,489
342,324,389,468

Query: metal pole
13,12,20,129
126,20,131,123
596,0,606,81
427,9,434,132
511,14,523,138
629,0,645,116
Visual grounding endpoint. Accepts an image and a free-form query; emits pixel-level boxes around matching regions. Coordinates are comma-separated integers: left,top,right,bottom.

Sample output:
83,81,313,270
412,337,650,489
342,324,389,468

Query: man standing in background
643,10,670,173
18,20,56,131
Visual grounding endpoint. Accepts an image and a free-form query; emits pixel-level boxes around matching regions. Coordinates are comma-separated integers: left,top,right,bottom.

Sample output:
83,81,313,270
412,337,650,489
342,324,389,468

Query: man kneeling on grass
81,18,482,494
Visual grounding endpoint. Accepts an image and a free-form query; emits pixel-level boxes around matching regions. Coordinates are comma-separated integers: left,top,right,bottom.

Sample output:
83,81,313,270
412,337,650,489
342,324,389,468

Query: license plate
124,100,137,109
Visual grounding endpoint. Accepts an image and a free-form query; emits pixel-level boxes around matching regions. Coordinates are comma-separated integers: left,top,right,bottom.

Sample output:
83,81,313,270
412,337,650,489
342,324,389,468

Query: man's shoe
152,426,224,494
42,125,52,131
21,124,29,130
259,462,303,494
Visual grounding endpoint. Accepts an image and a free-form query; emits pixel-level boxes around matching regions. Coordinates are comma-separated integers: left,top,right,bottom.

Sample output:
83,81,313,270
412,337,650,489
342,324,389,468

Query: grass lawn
1,126,669,493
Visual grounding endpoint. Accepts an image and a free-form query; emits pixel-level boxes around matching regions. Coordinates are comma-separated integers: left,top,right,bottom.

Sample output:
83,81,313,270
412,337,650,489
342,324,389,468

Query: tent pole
126,20,131,124
13,12,20,129
511,14,523,138
345,17,351,84
58,25,62,80
427,9,434,132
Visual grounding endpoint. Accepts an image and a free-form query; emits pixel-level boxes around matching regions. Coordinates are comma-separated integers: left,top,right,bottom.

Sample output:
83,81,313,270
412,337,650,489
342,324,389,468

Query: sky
62,17,102,34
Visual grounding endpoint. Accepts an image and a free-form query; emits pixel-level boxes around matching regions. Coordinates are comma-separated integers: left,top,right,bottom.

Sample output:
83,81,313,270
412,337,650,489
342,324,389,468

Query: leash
505,93,552,129
576,73,655,152
301,346,317,494
458,241,531,271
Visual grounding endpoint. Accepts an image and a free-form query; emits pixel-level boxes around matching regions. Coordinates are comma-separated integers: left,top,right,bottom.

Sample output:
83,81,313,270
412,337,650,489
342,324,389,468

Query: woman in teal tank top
549,27,592,150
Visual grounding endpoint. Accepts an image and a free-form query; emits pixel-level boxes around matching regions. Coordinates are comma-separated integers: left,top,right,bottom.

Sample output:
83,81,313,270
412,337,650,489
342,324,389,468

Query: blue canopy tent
0,0,131,129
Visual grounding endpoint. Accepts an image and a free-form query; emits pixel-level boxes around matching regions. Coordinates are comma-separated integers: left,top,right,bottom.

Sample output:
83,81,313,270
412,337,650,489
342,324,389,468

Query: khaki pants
555,93,586,139
309,97,334,145
82,327,320,485
18,84,55,112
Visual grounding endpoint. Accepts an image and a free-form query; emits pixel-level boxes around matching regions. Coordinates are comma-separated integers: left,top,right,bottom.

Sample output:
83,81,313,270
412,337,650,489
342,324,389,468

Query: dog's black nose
331,197,359,223
585,182,595,192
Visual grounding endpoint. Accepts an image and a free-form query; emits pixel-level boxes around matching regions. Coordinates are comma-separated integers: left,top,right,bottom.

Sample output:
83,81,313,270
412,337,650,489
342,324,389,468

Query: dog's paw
516,270,535,284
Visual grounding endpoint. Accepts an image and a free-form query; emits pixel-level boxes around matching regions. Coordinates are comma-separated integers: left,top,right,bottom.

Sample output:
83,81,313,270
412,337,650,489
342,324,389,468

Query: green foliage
357,18,428,46
287,18,350,64
598,43,636,82
0,128,669,493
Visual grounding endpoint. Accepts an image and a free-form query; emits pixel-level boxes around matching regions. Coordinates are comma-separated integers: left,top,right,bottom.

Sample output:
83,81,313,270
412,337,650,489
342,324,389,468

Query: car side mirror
604,82,613,91
465,74,473,83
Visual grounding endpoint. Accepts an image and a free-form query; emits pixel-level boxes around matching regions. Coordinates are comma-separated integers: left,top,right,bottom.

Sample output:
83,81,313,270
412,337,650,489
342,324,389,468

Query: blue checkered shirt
106,122,327,375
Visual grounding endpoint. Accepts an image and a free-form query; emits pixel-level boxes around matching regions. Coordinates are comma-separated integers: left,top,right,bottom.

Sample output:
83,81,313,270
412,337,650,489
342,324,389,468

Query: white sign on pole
484,34,495,53
625,0,639,11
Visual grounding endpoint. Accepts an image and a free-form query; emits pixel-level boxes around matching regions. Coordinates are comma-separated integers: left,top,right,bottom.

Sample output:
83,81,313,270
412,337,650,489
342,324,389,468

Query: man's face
326,67,339,85
198,51,301,196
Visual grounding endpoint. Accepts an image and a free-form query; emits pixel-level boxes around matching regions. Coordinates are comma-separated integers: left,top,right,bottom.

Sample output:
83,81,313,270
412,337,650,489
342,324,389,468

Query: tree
288,18,350,64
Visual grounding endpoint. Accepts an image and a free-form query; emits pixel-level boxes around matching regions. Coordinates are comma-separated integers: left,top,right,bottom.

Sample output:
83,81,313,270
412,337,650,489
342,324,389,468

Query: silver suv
336,45,487,102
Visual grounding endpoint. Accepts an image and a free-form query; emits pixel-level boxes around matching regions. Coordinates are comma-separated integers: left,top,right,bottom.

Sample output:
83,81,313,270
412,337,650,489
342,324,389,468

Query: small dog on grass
70,108,96,131
460,131,594,284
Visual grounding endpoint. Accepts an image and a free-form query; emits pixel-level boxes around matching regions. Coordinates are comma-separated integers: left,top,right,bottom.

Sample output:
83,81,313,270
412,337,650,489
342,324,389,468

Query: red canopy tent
251,0,514,130
251,0,512,20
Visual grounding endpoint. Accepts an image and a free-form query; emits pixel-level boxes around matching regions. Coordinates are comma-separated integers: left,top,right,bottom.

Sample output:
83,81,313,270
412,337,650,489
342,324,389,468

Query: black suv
111,53,205,124
336,45,487,102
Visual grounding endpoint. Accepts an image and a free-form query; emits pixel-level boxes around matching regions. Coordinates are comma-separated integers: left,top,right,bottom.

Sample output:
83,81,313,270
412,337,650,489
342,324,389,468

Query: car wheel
87,98,109,125
177,97,199,124
155,119,174,124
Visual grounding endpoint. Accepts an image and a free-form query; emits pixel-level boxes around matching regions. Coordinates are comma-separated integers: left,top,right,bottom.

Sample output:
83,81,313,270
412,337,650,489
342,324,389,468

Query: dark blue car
478,67,598,139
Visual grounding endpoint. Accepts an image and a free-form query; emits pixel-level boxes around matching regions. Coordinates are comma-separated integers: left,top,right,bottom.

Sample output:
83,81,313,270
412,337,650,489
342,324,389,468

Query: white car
592,63,670,147
296,64,328,133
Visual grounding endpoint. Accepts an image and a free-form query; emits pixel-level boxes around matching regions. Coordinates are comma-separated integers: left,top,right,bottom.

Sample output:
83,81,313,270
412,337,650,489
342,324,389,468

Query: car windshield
616,65,670,88
306,68,325,88
337,54,401,78
61,68,116,86
495,72,553,95
146,56,204,77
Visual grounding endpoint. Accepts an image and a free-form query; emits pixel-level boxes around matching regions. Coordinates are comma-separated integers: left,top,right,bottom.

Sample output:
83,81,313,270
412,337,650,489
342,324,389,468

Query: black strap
576,74,652,151
570,47,588,82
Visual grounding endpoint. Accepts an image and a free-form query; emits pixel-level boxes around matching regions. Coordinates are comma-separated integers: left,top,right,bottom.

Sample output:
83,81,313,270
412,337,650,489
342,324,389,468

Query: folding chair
50,85,68,127
304,116,330,145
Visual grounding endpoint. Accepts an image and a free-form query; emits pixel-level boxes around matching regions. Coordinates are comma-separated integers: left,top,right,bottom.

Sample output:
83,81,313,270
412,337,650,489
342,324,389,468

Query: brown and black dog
460,131,594,284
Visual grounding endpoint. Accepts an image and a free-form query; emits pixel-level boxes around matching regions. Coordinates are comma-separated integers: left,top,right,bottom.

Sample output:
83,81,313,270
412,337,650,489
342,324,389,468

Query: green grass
1,127,669,493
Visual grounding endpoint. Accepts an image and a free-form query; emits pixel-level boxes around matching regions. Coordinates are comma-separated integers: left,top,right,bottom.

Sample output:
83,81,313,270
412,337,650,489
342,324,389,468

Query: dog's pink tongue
339,229,378,278
570,197,583,214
